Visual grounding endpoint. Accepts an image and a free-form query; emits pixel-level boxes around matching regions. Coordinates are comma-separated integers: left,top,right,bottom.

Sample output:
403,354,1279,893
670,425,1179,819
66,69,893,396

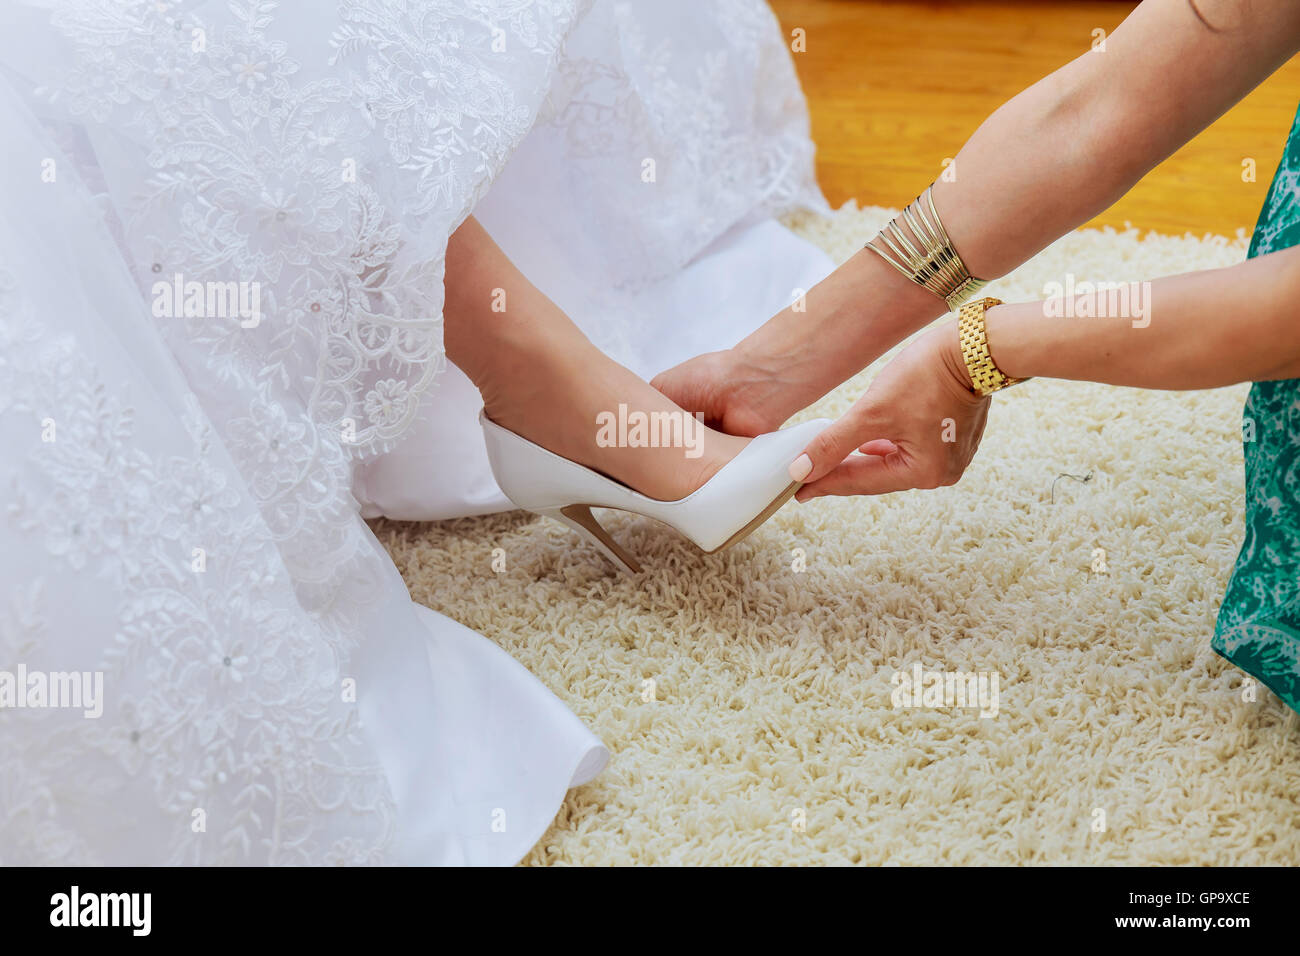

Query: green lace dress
1212,105,1300,715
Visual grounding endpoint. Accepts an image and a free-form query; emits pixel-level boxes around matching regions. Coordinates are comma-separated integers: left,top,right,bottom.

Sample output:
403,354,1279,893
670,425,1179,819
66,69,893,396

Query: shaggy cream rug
373,205,1300,865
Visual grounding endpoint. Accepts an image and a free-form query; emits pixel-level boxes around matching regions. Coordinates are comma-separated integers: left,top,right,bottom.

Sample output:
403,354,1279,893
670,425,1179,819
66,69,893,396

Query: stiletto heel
538,505,642,574
480,409,831,573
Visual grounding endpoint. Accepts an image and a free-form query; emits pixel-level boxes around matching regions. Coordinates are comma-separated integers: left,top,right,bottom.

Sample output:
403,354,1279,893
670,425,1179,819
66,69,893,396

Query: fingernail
788,453,812,482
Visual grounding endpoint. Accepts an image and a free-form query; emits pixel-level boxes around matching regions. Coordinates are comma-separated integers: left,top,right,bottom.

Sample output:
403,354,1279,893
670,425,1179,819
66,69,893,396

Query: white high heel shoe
480,409,831,573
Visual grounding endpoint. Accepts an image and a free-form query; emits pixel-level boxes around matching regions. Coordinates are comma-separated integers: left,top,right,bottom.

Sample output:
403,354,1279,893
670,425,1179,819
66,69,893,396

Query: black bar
0,865,1283,942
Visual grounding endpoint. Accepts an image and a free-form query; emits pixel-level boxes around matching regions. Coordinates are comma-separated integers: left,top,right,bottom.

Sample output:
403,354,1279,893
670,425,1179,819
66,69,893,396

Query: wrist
982,302,1034,382
737,248,947,387
934,321,978,396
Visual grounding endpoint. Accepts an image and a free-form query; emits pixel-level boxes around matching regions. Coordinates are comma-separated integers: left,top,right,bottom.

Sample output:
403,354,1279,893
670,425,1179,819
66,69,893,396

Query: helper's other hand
789,322,990,501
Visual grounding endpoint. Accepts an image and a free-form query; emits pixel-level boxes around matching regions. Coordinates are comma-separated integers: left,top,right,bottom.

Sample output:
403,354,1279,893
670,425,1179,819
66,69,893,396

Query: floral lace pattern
0,0,822,862
533,0,820,289
23,0,591,668
0,270,392,864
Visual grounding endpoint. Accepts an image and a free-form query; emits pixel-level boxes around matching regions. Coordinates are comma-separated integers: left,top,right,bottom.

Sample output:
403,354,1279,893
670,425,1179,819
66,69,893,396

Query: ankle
468,323,593,412
449,294,587,387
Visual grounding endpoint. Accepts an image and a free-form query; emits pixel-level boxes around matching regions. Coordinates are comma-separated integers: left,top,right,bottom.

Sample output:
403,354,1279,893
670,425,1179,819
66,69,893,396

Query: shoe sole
559,479,801,572
705,479,802,554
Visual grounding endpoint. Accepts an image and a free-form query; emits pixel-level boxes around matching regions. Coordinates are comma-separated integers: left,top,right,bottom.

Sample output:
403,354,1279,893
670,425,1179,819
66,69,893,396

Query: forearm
741,0,1300,388
747,53,1140,372
931,62,1157,280
985,245,1300,390
739,45,1177,394
933,0,1286,278
795,247,1300,499
735,250,944,411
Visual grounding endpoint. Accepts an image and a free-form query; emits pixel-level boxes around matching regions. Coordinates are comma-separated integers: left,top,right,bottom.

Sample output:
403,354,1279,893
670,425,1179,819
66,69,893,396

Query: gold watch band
957,296,1025,396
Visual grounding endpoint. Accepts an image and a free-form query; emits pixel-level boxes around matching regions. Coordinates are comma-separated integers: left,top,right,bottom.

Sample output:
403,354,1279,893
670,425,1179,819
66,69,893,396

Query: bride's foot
478,333,750,503
480,405,828,572
443,217,749,502
443,217,833,572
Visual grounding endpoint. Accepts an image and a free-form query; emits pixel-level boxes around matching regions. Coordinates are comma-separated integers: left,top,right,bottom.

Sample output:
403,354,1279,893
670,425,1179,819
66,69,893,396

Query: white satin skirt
0,0,831,864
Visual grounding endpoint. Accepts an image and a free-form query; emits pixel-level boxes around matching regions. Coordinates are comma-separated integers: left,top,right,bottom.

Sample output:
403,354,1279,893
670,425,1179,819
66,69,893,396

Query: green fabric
1211,105,1300,715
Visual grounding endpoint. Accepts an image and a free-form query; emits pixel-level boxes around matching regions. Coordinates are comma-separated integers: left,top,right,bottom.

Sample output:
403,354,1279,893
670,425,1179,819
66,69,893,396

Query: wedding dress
0,0,832,864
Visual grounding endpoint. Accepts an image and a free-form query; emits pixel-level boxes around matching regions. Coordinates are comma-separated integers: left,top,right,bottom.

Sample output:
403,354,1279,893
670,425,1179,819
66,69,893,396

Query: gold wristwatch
957,296,1026,396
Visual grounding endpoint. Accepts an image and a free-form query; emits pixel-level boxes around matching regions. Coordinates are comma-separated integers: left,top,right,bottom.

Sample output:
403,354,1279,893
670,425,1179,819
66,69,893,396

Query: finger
794,452,920,500
789,402,889,485
857,438,898,457
648,370,690,412
651,378,718,430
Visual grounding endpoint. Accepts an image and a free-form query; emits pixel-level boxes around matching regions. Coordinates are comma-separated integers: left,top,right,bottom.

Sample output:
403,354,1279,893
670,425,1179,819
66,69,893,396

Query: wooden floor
769,0,1300,236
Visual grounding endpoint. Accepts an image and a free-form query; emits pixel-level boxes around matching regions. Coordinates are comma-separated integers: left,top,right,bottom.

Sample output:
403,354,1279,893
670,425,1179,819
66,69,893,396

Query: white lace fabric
0,0,822,864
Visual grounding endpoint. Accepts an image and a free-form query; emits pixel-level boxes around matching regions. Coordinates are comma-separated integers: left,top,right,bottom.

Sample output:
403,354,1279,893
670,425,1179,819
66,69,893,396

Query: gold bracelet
958,297,1027,396
865,185,989,311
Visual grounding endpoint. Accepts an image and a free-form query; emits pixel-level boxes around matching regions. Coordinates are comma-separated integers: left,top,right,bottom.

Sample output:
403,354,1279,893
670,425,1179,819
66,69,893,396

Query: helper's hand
653,249,953,437
789,322,990,500
650,347,798,438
